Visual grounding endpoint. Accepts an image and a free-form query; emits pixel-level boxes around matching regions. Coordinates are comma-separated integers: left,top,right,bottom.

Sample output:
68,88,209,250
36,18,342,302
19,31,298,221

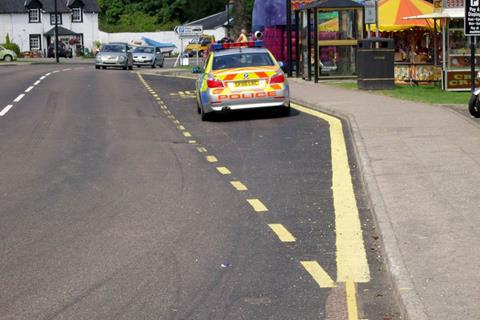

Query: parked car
132,46,164,68
0,46,17,62
95,43,133,70
185,35,215,57
47,42,73,58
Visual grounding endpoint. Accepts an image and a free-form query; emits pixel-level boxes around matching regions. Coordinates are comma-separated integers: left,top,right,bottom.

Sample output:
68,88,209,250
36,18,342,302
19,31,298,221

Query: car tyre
196,100,201,114
200,106,210,121
95,65,100,70
4,55,12,62
136,65,141,68
128,65,133,70
102,66,107,70
281,104,291,116
160,63,164,68
151,64,156,68
469,94,480,118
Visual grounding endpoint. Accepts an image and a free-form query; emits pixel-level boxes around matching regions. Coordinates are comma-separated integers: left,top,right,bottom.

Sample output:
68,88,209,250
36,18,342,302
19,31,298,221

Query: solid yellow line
230,180,247,190
183,131,192,138
292,103,370,283
300,261,336,288
247,199,268,212
268,224,295,242
196,147,207,153
206,155,218,163
346,280,359,320
217,167,231,175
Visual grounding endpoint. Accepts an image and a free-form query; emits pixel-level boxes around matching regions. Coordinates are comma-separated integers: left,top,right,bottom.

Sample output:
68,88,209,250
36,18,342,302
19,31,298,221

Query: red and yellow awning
372,0,435,31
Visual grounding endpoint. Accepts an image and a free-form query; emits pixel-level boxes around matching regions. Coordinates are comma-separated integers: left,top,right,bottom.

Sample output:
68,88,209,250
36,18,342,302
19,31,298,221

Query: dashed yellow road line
292,103,370,283
177,125,186,130
188,140,197,144
246,199,268,212
230,180,247,191
196,147,207,153
346,280,359,320
268,224,295,242
206,155,218,163
216,167,231,175
300,261,336,288
183,131,192,138
173,120,180,124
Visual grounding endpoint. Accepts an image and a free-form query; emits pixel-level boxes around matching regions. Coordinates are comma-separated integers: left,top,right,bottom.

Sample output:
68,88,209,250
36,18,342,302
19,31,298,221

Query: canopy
372,0,435,32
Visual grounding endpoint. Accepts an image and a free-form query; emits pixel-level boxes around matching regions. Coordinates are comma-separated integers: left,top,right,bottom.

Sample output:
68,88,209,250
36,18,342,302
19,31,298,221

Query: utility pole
286,0,292,77
54,0,59,63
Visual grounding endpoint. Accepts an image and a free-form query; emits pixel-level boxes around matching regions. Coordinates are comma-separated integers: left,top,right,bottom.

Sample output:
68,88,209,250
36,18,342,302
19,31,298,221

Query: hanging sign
465,0,480,35
364,0,376,24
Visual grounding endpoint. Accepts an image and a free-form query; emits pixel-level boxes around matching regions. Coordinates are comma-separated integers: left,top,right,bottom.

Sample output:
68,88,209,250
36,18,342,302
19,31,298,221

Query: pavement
289,78,480,320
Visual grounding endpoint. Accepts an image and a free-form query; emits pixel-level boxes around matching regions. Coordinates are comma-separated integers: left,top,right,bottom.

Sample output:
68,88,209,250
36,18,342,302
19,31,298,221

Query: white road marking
25,86,34,93
52,70,60,73
0,105,13,116
45,72,51,76
40,76,46,80
14,94,25,102
34,80,41,85
62,68,72,71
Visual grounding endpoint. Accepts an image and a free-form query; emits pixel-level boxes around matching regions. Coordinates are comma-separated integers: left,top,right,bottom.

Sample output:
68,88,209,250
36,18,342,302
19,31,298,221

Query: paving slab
289,79,480,320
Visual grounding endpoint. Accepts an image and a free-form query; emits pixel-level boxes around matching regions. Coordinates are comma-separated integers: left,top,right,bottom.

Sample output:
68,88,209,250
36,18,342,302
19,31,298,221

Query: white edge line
14,94,25,102
40,76,46,80
25,86,34,93
0,105,13,116
34,80,41,85
45,72,51,76
52,70,60,73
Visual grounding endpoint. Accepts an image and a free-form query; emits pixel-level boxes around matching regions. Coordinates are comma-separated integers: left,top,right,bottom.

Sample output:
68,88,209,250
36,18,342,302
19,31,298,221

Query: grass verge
330,81,470,105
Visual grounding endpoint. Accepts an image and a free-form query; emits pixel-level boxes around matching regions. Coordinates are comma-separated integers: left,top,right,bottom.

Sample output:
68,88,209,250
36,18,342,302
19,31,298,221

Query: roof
45,26,78,36
0,0,100,14
300,0,363,10
185,10,232,30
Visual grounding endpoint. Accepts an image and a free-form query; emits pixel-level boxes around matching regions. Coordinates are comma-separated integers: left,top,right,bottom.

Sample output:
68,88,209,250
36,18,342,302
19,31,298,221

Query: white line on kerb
0,105,13,117
25,86,34,93
34,80,41,85
14,94,25,102
40,76,46,80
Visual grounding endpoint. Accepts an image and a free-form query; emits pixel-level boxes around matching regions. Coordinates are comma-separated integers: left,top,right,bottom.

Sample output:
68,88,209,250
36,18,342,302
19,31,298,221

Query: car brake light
270,73,285,84
207,78,224,88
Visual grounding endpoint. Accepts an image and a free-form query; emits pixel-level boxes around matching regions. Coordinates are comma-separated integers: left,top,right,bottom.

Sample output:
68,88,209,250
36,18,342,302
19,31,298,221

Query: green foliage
5,33,11,44
98,0,230,32
2,42,21,56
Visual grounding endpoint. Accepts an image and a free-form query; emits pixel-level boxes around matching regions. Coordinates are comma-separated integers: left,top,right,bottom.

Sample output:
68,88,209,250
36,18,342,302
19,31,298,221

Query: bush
1,42,21,56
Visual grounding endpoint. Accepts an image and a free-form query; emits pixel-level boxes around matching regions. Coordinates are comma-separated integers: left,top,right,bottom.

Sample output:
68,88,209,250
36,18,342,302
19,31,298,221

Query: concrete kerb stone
291,92,429,320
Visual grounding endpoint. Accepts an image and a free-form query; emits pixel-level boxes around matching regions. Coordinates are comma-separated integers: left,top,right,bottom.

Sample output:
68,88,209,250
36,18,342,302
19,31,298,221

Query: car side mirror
278,61,286,72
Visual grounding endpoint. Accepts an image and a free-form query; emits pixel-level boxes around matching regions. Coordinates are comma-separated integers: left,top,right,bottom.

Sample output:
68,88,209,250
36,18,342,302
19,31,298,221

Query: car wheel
102,66,107,70
160,63,164,68
123,66,127,70
469,94,480,118
281,104,291,116
196,99,201,114
95,65,100,70
151,64,156,68
200,106,210,121
4,55,12,62
128,65,133,70
136,65,141,68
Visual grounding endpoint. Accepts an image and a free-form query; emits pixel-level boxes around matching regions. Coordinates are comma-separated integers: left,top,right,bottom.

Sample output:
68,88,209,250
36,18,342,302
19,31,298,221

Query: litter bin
357,38,394,90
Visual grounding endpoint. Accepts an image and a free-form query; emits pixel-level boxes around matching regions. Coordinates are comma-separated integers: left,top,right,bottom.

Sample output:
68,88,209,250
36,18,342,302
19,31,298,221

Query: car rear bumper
202,85,290,113
96,62,127,67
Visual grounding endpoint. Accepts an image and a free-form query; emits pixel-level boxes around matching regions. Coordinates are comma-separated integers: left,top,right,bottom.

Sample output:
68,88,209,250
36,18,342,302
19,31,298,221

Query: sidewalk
289,79,480,320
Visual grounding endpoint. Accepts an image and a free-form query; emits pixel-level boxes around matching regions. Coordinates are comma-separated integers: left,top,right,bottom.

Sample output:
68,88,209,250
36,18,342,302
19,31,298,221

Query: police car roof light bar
211,41,264,51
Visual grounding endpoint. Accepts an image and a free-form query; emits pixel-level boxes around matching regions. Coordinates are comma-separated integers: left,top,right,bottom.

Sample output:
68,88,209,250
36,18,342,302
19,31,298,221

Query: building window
50,13,62,25
72,8,83,22
29,34,42,51
28,9,41,23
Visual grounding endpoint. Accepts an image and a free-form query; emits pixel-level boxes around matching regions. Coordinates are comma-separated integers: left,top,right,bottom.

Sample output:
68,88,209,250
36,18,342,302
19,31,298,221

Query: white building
0,0,100,56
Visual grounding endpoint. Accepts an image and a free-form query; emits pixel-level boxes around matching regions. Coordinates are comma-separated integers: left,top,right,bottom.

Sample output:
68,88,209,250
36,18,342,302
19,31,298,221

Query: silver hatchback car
132,46,164,68
95,43,133,70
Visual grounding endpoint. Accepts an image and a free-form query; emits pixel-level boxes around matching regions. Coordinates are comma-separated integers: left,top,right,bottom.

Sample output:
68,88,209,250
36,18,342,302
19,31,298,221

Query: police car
195,41,290,121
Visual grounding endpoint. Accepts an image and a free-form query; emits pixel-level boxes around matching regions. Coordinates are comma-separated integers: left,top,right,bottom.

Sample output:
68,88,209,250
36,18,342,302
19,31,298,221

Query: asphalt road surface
0,64,400,320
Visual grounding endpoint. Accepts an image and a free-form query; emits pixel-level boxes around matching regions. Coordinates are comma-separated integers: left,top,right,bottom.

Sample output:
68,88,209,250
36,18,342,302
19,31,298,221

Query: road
0,64,399,320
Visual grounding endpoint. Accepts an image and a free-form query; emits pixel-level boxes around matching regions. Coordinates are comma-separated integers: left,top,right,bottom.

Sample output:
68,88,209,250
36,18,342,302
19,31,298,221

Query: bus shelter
295,0,364,81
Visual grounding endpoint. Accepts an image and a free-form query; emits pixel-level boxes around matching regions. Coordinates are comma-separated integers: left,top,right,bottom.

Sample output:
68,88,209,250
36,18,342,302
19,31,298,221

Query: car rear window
212,52,274,70
134,47,154,54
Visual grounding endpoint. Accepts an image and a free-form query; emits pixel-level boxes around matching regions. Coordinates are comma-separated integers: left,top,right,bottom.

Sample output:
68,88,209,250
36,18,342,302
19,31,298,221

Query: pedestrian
236,29,248,43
